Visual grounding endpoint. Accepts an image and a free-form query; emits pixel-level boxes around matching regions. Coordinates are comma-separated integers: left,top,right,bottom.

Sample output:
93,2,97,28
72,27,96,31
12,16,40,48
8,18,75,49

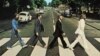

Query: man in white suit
69,12,87,50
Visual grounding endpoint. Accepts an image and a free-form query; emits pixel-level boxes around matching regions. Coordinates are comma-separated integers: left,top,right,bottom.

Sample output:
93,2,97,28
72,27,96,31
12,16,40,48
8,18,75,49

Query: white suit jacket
75,19,85,35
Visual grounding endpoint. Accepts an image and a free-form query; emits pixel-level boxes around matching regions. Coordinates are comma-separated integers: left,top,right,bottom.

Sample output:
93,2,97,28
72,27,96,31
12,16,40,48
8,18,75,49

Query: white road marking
53,19,55,24
95,38,100,43
0,38,9,47
2,38,29,56
58,38,75,56
53,25,55,31
31,37,49,56
79,38,100,56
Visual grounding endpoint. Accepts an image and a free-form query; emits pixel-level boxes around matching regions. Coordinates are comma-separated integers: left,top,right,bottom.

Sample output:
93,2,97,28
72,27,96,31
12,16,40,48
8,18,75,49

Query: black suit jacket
53,20,63,36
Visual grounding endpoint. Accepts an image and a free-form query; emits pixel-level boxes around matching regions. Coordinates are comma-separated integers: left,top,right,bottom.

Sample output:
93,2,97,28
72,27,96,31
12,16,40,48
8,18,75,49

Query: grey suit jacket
34,19,43,34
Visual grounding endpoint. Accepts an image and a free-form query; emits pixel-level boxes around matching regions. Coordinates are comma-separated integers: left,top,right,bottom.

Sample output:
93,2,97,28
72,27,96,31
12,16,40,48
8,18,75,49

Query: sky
45,0,52,4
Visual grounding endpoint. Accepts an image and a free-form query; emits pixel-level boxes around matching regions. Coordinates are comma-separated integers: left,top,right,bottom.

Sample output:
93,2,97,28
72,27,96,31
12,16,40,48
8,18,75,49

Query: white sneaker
7,47,12,50
22,45,28,48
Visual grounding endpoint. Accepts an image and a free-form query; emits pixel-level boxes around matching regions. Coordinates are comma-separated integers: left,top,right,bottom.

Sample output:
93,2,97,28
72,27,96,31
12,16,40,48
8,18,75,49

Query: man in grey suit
31,14,46,47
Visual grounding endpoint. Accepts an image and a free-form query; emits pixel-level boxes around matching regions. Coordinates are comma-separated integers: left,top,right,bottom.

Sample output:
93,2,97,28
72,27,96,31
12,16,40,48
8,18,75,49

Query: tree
29,0,36,9
73,0,100,13
34,0,45,8
43,0,47,6
51,0,61,7
48,2,52,7
18,0,36,11
60,0,68,4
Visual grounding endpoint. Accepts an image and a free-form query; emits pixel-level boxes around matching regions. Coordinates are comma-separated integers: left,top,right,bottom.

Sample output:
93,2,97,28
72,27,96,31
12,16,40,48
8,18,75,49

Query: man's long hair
79,11,86,20
36,13,41,19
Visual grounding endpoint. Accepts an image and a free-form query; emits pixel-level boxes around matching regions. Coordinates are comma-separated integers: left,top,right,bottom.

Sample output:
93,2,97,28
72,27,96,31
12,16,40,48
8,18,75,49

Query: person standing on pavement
31,14,46,48
48,15,67,49
69,12,87,50
7,14,27,49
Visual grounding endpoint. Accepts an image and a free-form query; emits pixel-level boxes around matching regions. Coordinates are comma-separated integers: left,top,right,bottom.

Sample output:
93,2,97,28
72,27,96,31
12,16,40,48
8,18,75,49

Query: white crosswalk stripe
95,38,100,43
31,37,49,56
2,38,29,56
0,37,100,56
79,38,100,56
0,38,9,47
58,37,75,56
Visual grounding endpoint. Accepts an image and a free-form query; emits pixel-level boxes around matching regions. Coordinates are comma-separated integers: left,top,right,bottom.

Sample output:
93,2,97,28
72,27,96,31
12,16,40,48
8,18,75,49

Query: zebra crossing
95,38,100,43
58,38,75,56
31,38,49,56
0,38,9,47
2,38,30,56
79,37,100,56
0,37,100,56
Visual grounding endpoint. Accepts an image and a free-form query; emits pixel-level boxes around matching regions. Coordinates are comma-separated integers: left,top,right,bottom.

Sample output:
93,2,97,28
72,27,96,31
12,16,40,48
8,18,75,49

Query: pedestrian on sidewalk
69,12,87,50
7,14,27,49
48,15,67,49
30,14,46,48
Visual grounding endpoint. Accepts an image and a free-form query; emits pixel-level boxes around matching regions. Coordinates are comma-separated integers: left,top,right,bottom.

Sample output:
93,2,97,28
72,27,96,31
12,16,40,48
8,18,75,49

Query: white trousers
71,33,87,49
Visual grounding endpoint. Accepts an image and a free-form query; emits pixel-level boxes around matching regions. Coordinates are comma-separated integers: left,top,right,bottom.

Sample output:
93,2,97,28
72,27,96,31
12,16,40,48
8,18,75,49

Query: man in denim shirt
7,14,27,49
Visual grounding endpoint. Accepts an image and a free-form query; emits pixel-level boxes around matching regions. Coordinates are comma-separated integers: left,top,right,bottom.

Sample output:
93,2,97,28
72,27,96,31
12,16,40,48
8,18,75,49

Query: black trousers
32,34,46,47
49,35,67,48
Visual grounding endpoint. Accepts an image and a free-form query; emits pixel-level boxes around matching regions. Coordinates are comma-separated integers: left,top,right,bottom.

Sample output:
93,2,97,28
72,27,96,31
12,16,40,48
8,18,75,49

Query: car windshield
19,13,26,15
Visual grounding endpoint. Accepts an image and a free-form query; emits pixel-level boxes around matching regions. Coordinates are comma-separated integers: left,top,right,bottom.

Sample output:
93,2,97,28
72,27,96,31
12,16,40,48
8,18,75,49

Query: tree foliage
34,0,47,8
60,0,68,4
50,0,61,7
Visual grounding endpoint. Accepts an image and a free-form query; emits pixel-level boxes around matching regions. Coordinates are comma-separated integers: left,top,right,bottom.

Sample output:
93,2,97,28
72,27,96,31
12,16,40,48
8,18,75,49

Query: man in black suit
49,15,67,49
31,14,46,47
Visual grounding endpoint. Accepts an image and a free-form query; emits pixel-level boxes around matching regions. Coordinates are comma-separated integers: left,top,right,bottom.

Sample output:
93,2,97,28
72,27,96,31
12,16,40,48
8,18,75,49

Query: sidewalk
86,18,100,30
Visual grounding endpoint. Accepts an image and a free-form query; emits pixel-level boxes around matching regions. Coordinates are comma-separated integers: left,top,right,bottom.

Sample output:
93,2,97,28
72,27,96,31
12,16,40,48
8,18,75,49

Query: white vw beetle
18,11,32,22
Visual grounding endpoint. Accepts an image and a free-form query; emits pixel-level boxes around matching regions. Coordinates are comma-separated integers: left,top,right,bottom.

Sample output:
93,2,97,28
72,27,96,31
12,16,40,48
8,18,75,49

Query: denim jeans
7,29,25,47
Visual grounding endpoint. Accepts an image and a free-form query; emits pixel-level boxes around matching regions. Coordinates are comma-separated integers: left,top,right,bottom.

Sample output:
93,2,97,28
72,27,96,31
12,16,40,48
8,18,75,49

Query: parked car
39,9,44,14
18,11,32,22
64,8,71,17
